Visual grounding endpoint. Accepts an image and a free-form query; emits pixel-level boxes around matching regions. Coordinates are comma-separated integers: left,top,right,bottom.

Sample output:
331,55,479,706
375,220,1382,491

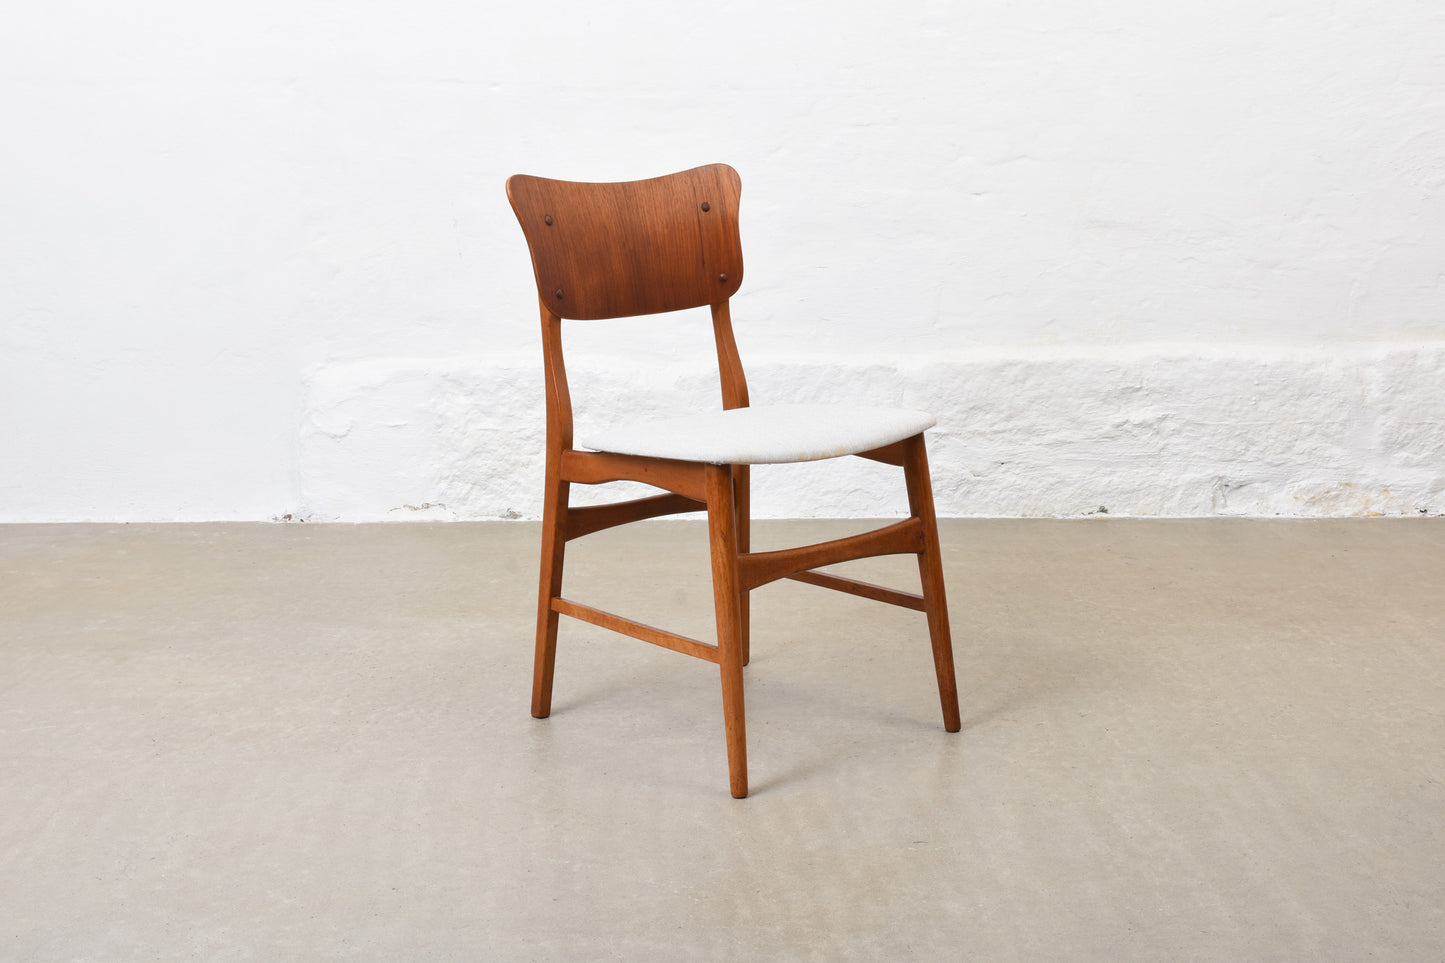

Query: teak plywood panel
506,164,744,320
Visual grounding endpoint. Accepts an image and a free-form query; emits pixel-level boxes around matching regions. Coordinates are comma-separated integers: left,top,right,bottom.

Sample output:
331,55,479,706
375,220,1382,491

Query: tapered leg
531,470,570,719
707,463,748,798
902,434,961,732
735,464,751,666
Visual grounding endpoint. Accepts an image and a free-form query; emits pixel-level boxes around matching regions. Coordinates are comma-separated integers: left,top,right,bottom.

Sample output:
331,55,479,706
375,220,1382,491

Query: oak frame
508,165,960,798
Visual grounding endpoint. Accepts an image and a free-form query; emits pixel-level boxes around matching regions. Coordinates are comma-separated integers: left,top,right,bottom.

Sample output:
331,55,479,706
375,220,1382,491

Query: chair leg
531,472,570,719
735,464,751,666
902,435,961,733
706,463,749,798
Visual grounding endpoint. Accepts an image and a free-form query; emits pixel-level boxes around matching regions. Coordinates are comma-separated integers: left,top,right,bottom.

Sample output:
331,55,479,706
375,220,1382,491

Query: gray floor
1,519,1442,961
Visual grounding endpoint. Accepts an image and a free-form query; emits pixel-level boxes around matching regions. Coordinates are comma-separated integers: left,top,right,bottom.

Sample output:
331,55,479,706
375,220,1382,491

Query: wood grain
559,450,708,502
507,165,744,320
736,518,924,592
707,464,749,798
903,434,962,732
552,597,720,664
565,493,705,541
786,569,927,611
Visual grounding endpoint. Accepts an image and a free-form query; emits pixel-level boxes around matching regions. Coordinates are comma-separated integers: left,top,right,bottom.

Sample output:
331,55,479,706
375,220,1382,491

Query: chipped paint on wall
294,343,1445,520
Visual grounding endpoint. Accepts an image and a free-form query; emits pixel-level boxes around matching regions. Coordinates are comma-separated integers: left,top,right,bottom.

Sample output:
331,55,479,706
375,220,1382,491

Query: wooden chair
506,164,959,798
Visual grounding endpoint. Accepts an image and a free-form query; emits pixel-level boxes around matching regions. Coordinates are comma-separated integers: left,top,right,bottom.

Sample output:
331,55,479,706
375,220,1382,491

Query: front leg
707,463,748,798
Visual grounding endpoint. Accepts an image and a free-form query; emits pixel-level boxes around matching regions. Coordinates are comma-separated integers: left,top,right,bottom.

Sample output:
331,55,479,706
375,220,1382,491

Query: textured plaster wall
296,343,1445,521
3,1,1443,520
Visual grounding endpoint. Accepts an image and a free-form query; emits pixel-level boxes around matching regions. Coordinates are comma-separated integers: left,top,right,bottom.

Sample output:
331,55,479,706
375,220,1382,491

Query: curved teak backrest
506,164,744,320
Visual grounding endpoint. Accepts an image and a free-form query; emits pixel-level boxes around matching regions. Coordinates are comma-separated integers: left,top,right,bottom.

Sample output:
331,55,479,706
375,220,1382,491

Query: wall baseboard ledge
287,343,1445,522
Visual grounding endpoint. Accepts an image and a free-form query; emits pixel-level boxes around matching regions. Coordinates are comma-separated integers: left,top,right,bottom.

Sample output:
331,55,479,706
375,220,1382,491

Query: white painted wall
3,1,1443,520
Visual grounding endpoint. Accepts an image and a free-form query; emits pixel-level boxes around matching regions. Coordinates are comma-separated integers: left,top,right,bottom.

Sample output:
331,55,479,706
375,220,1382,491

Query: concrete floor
1,519,1442,960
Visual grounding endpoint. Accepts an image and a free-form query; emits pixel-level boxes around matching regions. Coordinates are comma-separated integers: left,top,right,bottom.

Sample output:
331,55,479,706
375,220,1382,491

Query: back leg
902,434,961,732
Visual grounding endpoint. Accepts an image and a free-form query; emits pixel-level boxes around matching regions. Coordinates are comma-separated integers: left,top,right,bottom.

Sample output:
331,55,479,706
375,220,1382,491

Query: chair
505,164,959,798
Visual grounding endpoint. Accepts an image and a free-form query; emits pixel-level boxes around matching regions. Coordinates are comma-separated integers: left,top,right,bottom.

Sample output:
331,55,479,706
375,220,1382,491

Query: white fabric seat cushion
578,403,936,465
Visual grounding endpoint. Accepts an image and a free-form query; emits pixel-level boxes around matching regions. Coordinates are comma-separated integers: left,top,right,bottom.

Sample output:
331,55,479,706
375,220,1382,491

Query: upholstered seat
581,404,937,465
